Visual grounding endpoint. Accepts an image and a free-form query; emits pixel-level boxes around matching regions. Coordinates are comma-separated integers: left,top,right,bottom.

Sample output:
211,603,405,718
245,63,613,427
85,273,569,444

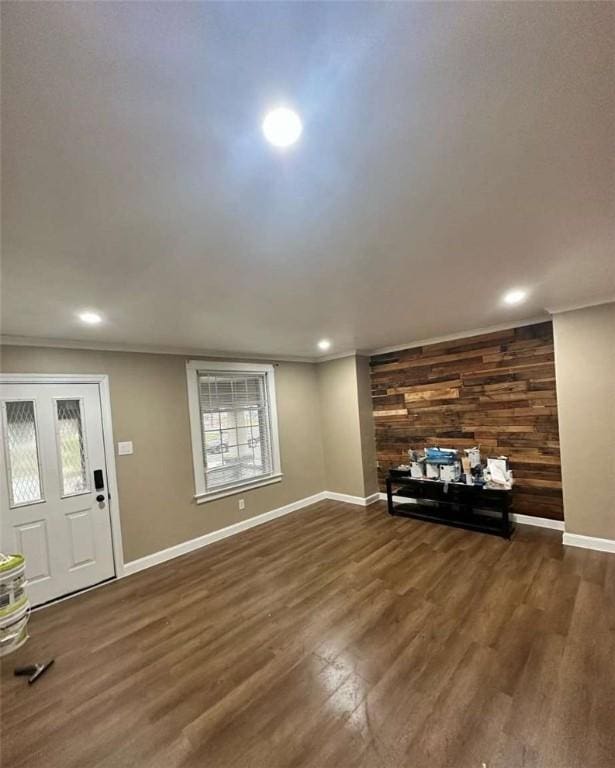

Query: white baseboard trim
120,489,583,581
123,491,328,576
325,491,381,506
377,493,564,531
562,532,615,554
510,513,565,531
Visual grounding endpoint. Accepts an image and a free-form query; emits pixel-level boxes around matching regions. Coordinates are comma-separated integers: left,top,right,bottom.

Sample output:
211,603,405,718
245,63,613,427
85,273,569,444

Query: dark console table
386,469,513,538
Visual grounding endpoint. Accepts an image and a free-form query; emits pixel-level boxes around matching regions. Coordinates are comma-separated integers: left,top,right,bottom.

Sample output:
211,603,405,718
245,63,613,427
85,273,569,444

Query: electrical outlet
238,498,245,511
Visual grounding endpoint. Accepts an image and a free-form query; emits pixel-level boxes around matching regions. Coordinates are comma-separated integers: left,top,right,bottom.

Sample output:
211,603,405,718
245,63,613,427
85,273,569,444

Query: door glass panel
56,399,89,496
3,400,43,507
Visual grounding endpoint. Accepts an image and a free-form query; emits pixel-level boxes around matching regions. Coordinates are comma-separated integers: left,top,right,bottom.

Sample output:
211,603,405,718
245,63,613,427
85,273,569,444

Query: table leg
502,498,512,538
386,477,395,516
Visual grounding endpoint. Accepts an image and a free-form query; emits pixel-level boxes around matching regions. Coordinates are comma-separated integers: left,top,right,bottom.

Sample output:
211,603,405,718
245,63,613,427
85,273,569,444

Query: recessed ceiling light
317,339,331,351
262,107,302,148
503,289,527,306
78,310,103,325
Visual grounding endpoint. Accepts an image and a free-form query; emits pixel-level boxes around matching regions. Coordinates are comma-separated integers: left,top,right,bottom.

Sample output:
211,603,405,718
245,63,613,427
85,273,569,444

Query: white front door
0,382,116,606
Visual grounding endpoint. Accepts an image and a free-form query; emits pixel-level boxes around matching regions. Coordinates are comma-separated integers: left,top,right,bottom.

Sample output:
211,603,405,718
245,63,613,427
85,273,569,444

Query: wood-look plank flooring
2,501,614,768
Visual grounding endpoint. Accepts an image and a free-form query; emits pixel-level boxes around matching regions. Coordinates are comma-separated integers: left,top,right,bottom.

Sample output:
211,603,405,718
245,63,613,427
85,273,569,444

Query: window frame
186,360,283,503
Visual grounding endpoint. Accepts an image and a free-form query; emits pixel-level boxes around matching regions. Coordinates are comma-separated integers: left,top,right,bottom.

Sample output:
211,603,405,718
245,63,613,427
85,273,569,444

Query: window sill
194,473,283,504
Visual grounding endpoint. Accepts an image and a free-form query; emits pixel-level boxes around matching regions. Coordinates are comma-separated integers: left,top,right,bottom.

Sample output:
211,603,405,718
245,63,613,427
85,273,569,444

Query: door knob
96,494,105,503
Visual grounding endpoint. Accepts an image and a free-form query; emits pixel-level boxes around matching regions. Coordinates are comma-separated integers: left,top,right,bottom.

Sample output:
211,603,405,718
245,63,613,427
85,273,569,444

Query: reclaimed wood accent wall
370,322,563,520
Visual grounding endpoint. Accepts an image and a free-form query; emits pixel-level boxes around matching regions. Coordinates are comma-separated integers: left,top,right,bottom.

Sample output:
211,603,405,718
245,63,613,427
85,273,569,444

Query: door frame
0,373,125,578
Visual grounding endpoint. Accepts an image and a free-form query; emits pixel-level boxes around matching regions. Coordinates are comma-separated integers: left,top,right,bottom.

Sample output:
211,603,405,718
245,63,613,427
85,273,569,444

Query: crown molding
0,335,317,364
544,296,615,315
6,300,610,366
366,315,549,357
316,350,358,363
0,335,364,365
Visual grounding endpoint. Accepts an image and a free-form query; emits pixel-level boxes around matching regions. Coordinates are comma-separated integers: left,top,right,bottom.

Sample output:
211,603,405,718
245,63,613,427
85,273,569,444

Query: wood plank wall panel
370,322,563,520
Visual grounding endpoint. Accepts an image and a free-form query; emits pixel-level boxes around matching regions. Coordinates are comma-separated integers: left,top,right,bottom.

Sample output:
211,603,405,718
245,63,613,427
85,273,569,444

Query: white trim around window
186,360,283,504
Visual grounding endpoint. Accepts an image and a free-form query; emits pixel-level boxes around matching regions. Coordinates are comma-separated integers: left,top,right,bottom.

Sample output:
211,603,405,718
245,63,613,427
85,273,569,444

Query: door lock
96,494,105,503
94,469,105,490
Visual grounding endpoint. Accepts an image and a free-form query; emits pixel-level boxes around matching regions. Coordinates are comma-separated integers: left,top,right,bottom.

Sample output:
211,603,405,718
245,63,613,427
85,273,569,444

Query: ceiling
2,2,614,359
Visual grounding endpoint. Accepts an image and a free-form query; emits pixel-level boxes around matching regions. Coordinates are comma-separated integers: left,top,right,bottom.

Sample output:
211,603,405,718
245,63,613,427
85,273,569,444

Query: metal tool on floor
1,553,55,685
14,659,55,684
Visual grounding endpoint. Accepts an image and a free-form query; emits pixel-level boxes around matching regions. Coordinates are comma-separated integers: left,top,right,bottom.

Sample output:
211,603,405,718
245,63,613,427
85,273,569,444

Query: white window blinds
187,362,282,500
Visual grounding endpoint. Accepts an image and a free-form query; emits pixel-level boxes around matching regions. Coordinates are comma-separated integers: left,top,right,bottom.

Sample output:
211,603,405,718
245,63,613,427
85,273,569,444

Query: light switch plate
117,441,134,455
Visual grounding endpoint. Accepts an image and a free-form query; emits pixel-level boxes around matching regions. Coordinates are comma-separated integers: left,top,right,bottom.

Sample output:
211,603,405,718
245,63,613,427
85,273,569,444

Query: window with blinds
186,361,282,501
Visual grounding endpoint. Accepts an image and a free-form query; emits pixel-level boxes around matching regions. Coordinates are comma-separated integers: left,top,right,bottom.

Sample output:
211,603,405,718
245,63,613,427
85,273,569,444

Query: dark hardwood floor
2,500,614,768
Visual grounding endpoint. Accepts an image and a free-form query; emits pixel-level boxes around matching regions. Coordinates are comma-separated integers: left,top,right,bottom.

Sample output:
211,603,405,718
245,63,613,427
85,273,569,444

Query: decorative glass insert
56,399,89,496
3,400,43,507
